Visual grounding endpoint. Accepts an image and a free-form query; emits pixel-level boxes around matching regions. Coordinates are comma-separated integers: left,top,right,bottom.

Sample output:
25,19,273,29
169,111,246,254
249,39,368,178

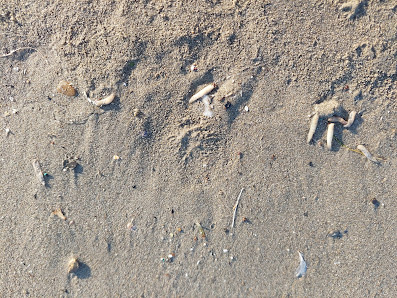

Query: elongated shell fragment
296,251,307,278
343,111,356,128
307,112,319,143
357,145,378,163
327,123,335,150
328,116,348,126
189,83,216,104
93,93,115,107
32,159,45,186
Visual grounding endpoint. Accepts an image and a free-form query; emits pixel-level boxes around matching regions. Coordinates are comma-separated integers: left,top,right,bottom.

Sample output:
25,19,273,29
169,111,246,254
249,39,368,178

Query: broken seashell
357,145,378,163
93,93,115,107
295,251,307,278
307,112,319,143
57,80,76,96
343,111,356,128
67,257,79,273
52,208,67,220
327,123,335,150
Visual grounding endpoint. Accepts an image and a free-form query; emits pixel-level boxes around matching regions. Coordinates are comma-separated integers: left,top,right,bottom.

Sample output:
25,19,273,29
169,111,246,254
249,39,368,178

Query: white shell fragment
307,112,319,143
32,159,45,186
189,83,216,104
93,93,115,107
343,111,356,128
295,251,307,278
202,95,213,118
327,123,335,150
357,145,378,163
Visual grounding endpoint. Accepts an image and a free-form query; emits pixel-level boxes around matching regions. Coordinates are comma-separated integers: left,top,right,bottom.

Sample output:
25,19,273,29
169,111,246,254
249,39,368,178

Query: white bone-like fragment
357,145,378,163
93,93,115,107
307,112,319,143
343,111,356,128
327,123,335,150
189,83,216,104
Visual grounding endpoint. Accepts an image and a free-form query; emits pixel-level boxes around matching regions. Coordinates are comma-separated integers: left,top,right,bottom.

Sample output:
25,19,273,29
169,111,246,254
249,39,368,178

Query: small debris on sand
57,80,76,96
67,257,79,274
296,251,307,278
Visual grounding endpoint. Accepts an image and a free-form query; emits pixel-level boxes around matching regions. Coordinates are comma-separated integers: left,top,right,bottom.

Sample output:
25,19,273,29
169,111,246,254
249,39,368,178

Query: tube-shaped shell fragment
93,93,115,107
307,112,319,143
344,111,356,128
189,83,216,104
328,116,348,126
327,123,334,150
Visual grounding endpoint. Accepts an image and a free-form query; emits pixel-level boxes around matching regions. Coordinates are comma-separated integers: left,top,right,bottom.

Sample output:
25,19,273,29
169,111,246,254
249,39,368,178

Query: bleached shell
189,83,216,104
343,111,356,128
357,145,378,163
327,123,335,150
93,93,115,107
307,112,319,143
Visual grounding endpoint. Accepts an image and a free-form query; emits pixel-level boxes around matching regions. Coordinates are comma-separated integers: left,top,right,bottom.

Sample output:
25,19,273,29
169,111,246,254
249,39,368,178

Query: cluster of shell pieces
307,99,356,150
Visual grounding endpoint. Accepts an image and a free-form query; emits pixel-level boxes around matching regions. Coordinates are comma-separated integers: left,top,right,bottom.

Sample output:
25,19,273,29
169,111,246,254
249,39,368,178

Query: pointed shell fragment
307,112,319,143
296,251,307,278
357,145,378,163
57,80,76,96
67,257,79,273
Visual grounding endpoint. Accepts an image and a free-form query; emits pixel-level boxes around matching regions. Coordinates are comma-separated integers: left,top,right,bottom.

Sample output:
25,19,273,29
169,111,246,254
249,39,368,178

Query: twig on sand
231,188,244,229
0,47,37,58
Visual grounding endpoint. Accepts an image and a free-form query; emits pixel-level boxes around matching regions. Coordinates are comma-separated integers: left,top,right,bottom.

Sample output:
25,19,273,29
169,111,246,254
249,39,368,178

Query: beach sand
1,1,396,296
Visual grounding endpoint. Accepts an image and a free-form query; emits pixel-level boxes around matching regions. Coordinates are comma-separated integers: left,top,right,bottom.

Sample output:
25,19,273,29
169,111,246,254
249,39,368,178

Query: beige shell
67,257,79,273
57,80,76,96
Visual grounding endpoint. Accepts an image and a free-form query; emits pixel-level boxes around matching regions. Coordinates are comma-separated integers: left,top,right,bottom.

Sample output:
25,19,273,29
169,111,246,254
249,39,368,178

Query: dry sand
1,0,397,297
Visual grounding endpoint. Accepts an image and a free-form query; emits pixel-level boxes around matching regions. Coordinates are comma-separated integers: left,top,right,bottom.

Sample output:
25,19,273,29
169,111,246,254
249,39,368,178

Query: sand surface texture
1,1,396,297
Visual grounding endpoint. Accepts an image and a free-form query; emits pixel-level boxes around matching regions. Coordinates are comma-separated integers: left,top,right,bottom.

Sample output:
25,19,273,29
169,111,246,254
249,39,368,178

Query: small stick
0,47,37,58
231,188,244,229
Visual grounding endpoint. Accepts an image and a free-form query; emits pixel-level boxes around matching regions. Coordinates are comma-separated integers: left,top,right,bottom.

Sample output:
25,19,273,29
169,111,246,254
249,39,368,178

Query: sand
1,0,396,297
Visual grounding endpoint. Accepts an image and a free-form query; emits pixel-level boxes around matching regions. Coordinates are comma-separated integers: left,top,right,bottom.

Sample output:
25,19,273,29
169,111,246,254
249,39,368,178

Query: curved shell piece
57,80,76,96
343,111,356,128
93,93,115,107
